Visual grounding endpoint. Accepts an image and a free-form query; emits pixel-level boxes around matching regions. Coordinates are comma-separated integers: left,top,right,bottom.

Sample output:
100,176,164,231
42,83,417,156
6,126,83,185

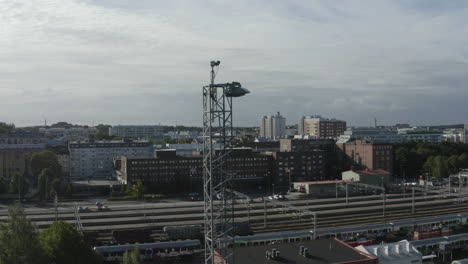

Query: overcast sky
1,0,467,127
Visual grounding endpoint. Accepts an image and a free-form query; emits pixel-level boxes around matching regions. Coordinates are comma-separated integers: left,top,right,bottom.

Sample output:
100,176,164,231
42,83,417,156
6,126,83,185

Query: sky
1,0,467,127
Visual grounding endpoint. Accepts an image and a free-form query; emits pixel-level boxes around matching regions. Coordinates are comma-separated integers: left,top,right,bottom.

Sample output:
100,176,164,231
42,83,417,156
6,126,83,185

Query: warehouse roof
222,238,376,264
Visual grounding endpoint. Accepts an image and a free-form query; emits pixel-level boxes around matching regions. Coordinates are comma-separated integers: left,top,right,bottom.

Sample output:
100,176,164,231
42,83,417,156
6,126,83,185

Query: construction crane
202,61,249,264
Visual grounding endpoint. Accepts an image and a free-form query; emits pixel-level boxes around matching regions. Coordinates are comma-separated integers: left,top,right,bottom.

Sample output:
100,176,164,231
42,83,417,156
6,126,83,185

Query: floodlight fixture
225,82,250,97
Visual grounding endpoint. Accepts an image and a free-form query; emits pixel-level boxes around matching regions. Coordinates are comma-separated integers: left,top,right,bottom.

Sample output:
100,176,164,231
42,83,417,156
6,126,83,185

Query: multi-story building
119,148,273,192
0,131,46,187
259,112,286,139
109,125,163,139
39,127,97,139
69,140,152,180
0,131,46,144
463,124,468,143
337,139,393,173
272,139,337,191
298,115,346,138
339,127,399,143
0,144,45,186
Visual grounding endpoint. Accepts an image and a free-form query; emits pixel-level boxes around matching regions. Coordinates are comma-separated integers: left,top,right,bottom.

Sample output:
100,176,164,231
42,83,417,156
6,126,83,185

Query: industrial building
292,180,355,196
342,169,391,186
298,115,346,138
118,148,273,192
215,238,377,264
356,240,423,264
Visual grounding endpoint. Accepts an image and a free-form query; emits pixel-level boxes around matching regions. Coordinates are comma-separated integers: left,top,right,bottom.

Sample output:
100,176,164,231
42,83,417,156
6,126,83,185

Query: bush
144,194,167,199
108,196,136,201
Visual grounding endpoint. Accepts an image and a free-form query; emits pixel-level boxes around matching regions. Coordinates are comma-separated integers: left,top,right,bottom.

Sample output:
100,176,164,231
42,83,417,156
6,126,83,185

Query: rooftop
225,238,375,264
355,169,391,176
293,180,355,185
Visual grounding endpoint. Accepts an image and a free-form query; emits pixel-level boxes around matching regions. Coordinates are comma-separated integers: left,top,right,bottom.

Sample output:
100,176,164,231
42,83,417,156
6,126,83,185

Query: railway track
1,192,466,244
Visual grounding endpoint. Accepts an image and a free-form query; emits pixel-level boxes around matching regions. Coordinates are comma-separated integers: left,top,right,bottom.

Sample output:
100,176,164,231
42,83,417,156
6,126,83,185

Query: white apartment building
109,125,163,139
464,124,468,143
259,112,286,139
39,127,97,138
69,140,152,179
298,115,346,138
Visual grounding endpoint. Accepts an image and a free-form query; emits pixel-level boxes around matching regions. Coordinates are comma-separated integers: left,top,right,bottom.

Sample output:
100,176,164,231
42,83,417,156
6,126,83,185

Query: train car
232,231,312,247
391,214,461,233
446,233,468,250
458,213,468,226
163,225,203,240
317,223,392,240
452,258,468,264
411,236,447,255
94,240,201,263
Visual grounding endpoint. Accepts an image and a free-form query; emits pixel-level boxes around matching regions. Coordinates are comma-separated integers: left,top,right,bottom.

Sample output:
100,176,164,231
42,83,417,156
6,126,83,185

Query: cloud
0,0,467,127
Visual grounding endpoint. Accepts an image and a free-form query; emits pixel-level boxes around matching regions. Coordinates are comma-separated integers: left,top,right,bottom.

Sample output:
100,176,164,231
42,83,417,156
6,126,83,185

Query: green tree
0,122,14,134
132,180,145,200
38,221,102,264
122,248,143,264
0,204,47,264
447,155,461,175
31,150,62,179
432,156,449,179
9,173,28,198
66,183,74,196
459,153,468,170
38,168,53,200
31,151,62,199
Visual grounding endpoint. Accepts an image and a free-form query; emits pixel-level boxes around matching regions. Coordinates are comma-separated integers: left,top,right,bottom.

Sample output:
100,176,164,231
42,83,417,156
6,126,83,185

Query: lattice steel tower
203,61,249,264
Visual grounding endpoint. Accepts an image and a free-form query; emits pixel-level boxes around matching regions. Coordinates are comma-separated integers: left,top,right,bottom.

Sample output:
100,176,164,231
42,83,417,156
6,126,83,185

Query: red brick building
337,139,393,173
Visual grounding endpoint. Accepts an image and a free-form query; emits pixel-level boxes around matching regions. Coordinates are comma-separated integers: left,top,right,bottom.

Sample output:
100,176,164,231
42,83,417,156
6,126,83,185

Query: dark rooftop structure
217,238,376,264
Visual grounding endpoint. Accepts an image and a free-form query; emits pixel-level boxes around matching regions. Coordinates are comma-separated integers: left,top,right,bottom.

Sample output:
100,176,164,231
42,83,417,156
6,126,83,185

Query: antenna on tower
374,117,377,128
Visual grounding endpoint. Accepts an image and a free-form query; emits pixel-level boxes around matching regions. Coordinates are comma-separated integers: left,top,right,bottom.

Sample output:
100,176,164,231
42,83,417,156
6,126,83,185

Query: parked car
78,206,89,212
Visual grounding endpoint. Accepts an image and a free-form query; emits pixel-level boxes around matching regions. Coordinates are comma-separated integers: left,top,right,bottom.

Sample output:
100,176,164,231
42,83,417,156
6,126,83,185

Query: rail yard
2,190,468,245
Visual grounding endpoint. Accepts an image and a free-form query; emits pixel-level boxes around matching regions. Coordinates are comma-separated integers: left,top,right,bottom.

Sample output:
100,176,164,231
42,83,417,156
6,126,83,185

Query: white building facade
39,127,97,138
259,112,286,139
109,125,163,139
69,140,152,179
464,124,468,143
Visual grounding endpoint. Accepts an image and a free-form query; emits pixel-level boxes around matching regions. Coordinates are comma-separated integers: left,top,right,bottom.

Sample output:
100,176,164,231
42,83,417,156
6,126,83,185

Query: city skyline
1,1,468,127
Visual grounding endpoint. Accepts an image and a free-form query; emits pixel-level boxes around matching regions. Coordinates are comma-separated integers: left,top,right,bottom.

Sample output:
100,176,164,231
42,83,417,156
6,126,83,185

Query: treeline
0,204,144,264
395,142,468,180
0,122,14,134
0,205,101,264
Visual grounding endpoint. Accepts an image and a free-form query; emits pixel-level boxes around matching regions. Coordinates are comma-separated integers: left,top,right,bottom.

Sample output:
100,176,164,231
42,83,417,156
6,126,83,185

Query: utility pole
335,182,338,199
54,192,58,221
345,183,349,205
